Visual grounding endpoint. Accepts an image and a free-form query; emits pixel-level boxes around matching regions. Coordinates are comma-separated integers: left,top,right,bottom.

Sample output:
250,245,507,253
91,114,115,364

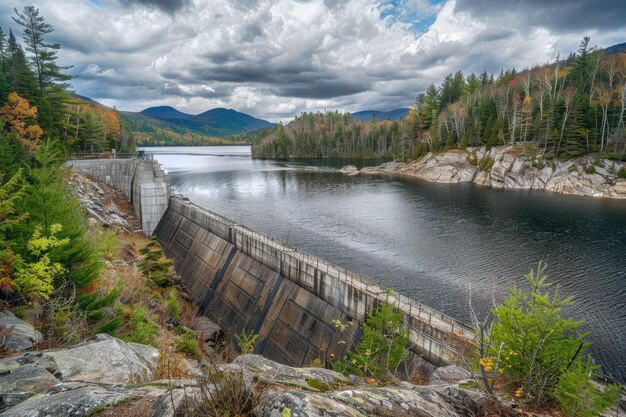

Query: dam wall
154,196,473,367
67,159,170,235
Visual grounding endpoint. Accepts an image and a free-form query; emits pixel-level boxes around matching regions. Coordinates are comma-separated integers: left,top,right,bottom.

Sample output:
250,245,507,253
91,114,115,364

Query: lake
144,145,626,383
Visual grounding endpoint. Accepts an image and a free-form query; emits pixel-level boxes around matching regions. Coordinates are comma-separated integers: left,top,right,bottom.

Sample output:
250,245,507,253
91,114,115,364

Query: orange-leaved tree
0,92,44,154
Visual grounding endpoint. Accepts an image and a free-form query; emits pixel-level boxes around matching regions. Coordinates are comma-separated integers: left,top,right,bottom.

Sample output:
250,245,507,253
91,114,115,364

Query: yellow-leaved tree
13,223,69,301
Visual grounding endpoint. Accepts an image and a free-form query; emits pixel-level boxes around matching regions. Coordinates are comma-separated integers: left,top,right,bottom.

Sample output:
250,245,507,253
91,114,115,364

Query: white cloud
0,0,624,122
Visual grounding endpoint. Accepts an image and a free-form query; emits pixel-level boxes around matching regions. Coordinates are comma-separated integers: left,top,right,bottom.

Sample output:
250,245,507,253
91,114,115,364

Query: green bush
334,301,408,381
175,330,202,360
617,167,626,179
480,262,618,410
93,226,122,260
555,358,620,417
584,165,596,174
165,287,181,320
138,238,173,287
120,307,160,347
95,315,122,335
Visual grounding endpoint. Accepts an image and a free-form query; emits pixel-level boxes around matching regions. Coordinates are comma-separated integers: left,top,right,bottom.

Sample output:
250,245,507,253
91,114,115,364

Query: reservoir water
145,145,626,383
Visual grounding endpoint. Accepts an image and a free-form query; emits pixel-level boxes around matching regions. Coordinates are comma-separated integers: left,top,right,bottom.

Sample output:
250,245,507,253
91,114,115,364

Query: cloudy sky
1,0,625,121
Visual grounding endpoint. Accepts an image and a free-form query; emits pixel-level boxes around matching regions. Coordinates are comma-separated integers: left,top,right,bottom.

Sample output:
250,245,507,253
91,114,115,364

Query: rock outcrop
339,165,359,176
70,172,141,232
42,334,158,384
0,311,42,354
255,384,490,417
350,145,626,199
1,340,515,417
0,334,158,413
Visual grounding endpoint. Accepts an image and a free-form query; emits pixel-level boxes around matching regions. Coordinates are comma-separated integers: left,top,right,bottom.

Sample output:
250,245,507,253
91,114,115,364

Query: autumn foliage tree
0,91,43,153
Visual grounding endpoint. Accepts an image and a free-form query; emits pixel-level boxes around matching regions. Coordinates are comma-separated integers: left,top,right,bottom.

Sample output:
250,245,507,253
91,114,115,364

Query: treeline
0,7,134,154
251,111,409,159
252,38,626,161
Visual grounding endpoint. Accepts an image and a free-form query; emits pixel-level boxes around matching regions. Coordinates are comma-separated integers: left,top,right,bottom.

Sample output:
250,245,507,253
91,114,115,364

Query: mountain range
122,106,274,139
121,105,411,145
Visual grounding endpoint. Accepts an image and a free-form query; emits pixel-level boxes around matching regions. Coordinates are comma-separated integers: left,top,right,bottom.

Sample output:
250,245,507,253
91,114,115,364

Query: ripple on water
148,146,626,383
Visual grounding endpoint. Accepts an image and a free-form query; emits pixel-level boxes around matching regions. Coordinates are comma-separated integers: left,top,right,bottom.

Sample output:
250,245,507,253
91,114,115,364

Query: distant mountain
604,42,626,55
73,93,97,103
123,106,273,139
351,108,410,121
141,106,194,119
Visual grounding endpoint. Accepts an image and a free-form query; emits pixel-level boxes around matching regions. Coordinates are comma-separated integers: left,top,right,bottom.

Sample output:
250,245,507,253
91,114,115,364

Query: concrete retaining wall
155,196,473,367
67,159,170,235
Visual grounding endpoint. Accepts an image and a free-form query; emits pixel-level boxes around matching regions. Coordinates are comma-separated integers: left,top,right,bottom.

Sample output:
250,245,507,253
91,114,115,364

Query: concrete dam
70,158,472,368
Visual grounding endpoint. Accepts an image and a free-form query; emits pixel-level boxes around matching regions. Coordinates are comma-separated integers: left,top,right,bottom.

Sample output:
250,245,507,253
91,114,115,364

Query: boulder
43,334,158,384
429,365,471,385
230,354,349,392
255,386,468,417
0,364,60,411
403,151,478,183
0,311,43,353
0,382,169,417
339,165,359,176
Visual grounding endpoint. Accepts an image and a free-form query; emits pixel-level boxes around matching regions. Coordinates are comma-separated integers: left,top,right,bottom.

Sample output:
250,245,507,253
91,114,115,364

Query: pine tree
6,30,39,102
12,6,73,93
0,27,12,102
12,7,73,137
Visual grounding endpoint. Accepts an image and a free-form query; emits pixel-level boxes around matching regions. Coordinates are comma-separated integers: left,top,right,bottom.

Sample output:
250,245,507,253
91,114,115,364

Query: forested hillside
252,38,626,161
121,110,248,146
121,106,273,146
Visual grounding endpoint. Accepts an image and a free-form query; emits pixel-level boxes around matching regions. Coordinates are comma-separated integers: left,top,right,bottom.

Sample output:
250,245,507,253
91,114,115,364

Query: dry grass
154,333,195,380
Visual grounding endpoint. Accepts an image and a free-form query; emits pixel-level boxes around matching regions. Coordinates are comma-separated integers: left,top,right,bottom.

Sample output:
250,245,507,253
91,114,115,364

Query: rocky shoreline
342,145,626,199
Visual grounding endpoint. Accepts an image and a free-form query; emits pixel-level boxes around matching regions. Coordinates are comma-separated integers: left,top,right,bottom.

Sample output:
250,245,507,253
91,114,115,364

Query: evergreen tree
12,6,73,137
0,27,11,102
6,30,39,102
12,6,73,93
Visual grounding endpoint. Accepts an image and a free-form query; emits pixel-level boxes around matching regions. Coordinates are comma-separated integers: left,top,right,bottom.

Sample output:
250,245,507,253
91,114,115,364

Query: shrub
95,315,122,335
138,238,173,287
154,334,193,380
555,357,620,417
51,304,87,345
617,167,626,179
469,152,479,166
532,160,546,170
334,301,408,382
478,262,619,411
12,224,69,301
120,307,160,347
180,365,259,417
175,330,202,360
584,165,596,174
93,227,122,260
235,329,258,354
165,287,181,320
